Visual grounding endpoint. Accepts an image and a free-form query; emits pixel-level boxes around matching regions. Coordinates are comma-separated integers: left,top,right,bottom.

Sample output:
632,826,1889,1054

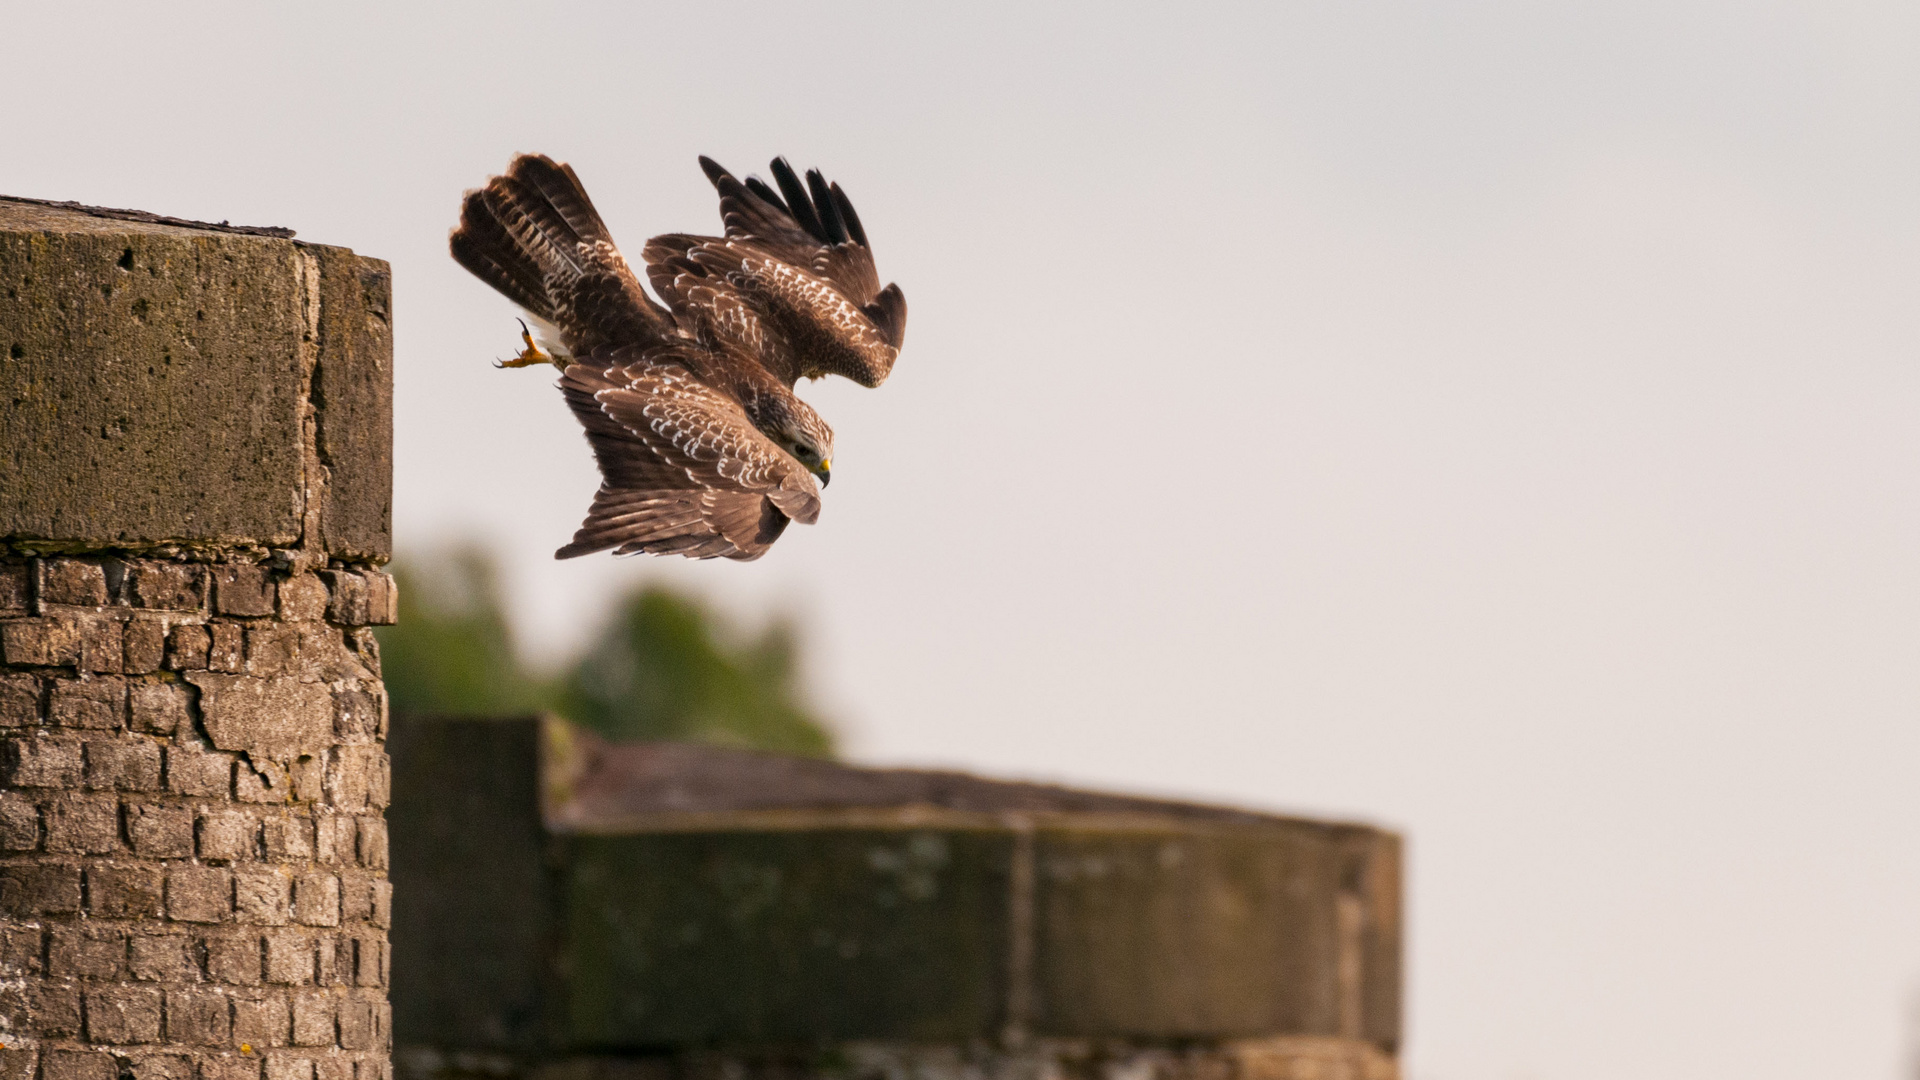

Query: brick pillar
0,198,394,1080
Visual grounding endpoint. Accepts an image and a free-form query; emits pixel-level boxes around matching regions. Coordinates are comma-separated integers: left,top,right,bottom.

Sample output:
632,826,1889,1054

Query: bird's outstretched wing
643,156,907,387
450,154,676,357
554,345,821,561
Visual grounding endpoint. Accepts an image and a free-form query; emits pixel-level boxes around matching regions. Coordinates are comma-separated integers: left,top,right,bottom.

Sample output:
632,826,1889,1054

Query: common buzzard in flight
449,153,906,560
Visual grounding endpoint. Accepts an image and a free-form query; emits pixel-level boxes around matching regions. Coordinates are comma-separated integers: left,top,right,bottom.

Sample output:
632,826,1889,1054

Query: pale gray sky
7,3,1918,1077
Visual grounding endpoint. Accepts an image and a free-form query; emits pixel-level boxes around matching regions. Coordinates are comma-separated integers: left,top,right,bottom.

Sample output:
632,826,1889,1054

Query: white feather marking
520,311,571,361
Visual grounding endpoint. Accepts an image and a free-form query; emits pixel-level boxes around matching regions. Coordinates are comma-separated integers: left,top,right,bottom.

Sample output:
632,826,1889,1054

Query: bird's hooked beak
812,459,831,488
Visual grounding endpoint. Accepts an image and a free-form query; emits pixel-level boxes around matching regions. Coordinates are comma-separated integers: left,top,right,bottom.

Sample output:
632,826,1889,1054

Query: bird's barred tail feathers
449,154,618,328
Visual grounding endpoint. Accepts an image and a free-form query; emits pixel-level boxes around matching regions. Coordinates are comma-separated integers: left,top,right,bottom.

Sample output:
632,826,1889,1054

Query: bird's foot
495,319,564,370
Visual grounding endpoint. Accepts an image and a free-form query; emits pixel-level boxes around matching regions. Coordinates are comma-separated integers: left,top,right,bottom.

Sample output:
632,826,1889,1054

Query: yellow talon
496,318,562,370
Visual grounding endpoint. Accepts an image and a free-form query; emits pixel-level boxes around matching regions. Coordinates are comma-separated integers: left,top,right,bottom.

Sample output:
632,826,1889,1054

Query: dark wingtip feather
768,155,800,190
806,169,847,243
698,156,731,189
769,157,825,241
743,176,788,212
828,182,868,248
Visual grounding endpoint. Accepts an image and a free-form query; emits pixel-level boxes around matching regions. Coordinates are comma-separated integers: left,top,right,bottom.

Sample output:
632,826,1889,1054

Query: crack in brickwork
0,555,396,1080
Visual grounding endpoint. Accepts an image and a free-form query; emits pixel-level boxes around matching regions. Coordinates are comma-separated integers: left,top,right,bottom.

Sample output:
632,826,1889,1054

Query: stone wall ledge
389,719,1403,1066
0,197,392,563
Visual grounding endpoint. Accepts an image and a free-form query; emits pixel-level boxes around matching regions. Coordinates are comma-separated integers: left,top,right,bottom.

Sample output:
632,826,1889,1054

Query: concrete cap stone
0,197,390,560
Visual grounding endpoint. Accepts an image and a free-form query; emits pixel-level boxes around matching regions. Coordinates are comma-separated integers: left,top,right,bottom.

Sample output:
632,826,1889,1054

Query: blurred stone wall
390,719,1402,1080
0,198,394,1080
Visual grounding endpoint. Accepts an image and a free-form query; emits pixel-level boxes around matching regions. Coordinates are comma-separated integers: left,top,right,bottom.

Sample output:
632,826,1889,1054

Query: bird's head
763,398,836,488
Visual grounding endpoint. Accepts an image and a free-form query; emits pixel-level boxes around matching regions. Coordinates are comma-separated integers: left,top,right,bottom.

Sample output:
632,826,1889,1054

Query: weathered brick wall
0,553,395,1080
0,558,396,1080
0,199,394,1080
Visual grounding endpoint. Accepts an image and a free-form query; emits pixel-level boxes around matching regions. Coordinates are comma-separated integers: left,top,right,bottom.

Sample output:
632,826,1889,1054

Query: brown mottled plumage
448,153,902,561
643,157,906,388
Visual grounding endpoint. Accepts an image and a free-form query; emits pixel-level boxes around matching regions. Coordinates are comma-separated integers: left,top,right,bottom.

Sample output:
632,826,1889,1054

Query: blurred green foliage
374,545,834,757
375,548,547,717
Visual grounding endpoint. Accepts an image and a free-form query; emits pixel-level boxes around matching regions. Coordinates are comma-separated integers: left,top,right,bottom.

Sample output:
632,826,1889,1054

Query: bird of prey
449,153,906,561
